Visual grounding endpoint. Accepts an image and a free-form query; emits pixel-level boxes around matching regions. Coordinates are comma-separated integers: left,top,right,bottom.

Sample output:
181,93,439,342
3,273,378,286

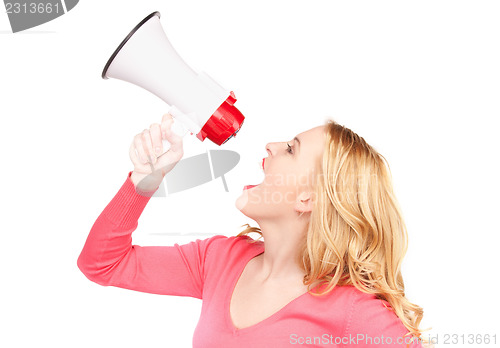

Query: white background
1,1,499,347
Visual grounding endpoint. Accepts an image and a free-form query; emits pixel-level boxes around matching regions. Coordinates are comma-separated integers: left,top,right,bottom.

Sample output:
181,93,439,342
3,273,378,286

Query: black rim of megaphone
101,11,161,79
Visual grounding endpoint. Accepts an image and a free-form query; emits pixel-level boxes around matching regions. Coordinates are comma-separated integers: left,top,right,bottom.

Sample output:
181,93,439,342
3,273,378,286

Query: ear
294,191,314,213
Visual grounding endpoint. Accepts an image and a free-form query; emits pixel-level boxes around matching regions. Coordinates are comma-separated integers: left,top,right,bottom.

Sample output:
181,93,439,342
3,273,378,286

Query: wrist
130,171,145,187
130,171,162,194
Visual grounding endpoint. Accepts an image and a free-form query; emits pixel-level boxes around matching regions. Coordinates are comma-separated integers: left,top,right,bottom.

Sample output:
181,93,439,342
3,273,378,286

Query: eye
286,142,293,154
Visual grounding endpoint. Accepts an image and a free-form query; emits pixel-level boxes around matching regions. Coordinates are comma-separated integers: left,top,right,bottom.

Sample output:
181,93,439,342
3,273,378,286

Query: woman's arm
77,171,225,298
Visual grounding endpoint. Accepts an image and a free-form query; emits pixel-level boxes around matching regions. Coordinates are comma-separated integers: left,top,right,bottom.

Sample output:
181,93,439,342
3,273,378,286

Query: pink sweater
77,171,424,347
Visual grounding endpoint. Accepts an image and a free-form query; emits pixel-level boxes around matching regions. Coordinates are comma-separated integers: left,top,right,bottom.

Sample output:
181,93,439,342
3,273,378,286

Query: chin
234,191,263,219
234,194,248,213
235,183,260,212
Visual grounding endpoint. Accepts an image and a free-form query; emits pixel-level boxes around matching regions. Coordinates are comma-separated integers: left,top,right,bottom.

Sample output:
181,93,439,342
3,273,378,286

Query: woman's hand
129,113,184,192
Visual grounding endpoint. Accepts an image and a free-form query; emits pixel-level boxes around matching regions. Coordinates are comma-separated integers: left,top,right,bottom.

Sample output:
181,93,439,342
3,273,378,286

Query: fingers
160,113,183,153
142,128,156,164
130,113,184,174
149,123,163,157
160,113,173,139
133,130,150,164
131,118,168,164
129,140,141,165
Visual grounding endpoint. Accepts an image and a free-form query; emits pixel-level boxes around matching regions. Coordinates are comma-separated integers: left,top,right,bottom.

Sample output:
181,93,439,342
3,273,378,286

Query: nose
265,143,271,156
265,142,284,156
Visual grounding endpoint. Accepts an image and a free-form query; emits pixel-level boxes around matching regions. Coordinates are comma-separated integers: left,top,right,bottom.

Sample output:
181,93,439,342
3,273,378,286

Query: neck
253,213,309,282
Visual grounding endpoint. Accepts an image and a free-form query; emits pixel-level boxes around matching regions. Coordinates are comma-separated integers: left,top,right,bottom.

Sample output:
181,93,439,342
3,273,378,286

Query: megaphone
102,11,245,148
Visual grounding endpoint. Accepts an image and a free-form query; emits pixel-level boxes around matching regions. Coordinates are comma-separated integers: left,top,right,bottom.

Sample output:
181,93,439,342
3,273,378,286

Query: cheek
260,180,300,207
265,168,304,191
264,167,292,186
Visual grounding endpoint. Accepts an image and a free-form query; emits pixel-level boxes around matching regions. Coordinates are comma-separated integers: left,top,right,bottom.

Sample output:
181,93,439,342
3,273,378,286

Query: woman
78,113,428,347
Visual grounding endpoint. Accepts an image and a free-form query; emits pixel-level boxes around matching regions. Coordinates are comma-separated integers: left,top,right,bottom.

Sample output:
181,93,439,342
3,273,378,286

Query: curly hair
237,119,429,345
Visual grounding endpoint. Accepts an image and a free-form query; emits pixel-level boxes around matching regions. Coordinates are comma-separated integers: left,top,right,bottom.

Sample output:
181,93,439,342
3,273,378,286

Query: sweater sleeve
77,171,226,299
343,291,425,348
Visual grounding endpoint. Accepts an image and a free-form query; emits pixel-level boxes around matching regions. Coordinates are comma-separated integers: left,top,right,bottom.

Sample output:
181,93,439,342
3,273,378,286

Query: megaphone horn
102,11,245,146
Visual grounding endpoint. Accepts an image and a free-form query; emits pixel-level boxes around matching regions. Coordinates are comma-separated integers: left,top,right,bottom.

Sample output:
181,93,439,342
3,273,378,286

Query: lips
262,157,266,171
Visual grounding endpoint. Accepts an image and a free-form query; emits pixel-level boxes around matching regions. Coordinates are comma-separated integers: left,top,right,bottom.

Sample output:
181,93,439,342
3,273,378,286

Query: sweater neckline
224,241,313,335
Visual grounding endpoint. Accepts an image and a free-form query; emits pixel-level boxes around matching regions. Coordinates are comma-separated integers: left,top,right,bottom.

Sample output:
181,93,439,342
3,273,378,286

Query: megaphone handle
162,116,188,152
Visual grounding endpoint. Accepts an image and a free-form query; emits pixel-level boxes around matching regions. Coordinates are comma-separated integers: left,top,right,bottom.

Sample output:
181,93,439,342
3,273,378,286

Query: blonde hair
237,119,429,345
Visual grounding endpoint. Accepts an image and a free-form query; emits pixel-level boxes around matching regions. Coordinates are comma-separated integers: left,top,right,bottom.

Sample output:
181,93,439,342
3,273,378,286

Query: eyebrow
294,136,301,152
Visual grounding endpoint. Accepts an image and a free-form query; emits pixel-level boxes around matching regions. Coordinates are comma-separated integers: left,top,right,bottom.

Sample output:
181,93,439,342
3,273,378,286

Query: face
235,125,326,219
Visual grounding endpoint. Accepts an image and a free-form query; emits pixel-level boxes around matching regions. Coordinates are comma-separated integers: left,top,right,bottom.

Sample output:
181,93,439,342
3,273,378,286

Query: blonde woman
78,113,428,347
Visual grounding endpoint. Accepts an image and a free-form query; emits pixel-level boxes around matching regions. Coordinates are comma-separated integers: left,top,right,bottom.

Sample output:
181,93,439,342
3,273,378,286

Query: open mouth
242,158,266,191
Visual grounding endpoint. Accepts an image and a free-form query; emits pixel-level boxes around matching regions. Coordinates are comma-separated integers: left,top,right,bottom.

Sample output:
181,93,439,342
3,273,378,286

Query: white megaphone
102,11,245,149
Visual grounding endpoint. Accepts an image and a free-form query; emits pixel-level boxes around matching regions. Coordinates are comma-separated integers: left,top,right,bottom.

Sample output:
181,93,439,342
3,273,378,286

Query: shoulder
192,234,262,251
196,234,264,291
343,287,421,347
348,289,401,327
192,234,263,266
